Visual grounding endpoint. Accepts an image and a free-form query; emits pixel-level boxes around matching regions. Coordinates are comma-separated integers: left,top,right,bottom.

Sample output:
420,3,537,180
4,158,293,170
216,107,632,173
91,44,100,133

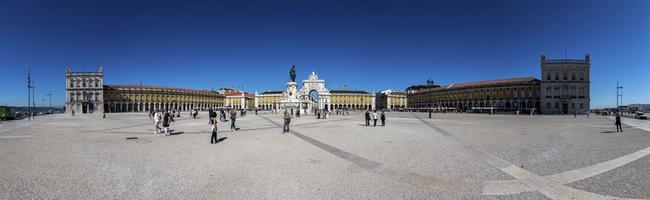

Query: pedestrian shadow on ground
216,137,228,143
169,131,184,135
601,131,618,134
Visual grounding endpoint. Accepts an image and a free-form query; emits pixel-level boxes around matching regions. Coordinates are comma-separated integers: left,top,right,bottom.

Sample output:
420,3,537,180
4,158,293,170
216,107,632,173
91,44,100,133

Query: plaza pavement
0,111,649,199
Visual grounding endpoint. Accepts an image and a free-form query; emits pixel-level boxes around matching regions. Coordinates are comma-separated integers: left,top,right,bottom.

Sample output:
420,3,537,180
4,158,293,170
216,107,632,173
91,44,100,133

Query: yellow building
330,90,376,110
255,91,283,110
103,85,225,112
224,90,256,110
407,77,541,113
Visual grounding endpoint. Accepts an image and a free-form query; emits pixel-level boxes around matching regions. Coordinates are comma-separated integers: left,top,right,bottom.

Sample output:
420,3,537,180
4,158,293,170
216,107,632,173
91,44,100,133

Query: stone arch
297,72,331,111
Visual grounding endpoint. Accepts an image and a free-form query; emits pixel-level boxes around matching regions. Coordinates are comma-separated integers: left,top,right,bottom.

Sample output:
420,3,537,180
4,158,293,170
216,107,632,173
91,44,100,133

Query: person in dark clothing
209,110,218,143
615,113,623,132
429,109,432,118
380,111,386,126
162,110,172,136
317,110,321,119
230,109,238,131
283,111,291,133
365,110,370,126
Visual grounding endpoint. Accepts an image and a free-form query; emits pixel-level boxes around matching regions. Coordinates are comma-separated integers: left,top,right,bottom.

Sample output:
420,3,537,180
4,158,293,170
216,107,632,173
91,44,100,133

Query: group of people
364,110,386,127
150,107,628,145
151,110,174,136
208,108,243,143
315,109,329,119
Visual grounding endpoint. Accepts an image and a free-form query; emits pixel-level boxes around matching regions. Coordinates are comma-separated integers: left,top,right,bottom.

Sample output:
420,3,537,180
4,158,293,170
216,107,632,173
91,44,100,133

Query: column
328,99,332,111
240,97,245,109
387,96,391,110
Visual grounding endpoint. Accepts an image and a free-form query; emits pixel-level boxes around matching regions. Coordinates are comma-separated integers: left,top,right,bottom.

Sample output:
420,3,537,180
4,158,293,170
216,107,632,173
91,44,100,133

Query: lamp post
46,92,52,107
27,69,35,120
616,81,623,109
27,69,31,120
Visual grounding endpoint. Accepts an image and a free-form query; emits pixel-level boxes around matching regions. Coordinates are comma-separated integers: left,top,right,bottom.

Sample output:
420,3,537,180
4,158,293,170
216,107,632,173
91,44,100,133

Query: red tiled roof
105,85,216,94
225,91,244,96
412,77,538,94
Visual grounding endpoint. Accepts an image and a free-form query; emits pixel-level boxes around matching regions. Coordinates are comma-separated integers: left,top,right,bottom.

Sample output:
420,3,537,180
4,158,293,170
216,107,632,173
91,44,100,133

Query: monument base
280,81,301,114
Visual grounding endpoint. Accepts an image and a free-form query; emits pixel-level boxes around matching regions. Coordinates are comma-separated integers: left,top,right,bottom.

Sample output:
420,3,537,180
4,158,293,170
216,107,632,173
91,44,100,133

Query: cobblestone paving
1,111,649,199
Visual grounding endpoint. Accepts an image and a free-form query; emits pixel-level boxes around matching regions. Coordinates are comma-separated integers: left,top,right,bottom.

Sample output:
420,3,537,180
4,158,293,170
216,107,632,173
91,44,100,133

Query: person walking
429,109,432,118
162,110,172,136
615,113,623,132
365,110,370,126
372,110,378,127
317,109,321,119
153,110,162,134
230,109,238,131
210,109,218,144
380,111,386,126
283,111,291,133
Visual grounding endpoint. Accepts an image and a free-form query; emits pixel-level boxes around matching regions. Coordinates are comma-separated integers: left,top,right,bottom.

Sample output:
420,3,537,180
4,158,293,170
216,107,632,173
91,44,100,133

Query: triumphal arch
297,71,332,112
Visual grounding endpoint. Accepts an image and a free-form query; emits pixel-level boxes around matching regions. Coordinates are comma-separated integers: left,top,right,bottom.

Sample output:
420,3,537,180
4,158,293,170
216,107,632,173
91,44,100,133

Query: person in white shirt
372,110,378,127
153,111,162,134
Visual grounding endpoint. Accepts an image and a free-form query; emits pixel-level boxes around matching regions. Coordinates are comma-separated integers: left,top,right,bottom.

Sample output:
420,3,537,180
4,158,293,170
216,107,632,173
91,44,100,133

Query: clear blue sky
1,0,648,108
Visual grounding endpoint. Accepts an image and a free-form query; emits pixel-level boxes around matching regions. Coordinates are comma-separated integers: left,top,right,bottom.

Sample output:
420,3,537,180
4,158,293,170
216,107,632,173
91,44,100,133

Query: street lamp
46,92,52,107
616,81,623,109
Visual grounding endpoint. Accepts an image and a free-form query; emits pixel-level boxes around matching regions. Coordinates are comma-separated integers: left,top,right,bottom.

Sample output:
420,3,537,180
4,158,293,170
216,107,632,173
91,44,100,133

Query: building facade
103,85,224,113
330,90,376,110
375,89,407,110
66,66,225,115
629,104,650,112
65,66,104,114
225,91,255,110
255,91,283,110
407,78,541,113
540,54,590,114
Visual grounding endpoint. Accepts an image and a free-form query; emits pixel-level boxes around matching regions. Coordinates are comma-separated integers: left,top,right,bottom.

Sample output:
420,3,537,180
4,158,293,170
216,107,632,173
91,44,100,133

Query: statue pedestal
281,82,300,112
